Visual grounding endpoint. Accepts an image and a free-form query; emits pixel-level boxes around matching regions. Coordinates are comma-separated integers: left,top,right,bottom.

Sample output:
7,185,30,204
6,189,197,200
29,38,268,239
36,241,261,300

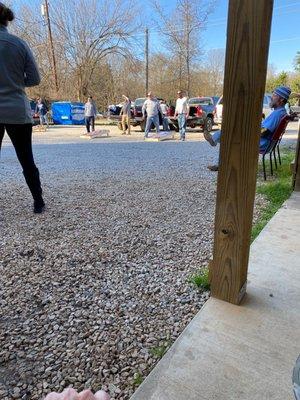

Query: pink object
78,390,97,400
94,391,110,400
44,389,110,400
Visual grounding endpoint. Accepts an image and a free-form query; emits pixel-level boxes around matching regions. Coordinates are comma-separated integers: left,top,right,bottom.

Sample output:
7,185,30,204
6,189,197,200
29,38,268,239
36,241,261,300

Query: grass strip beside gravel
251,148,294,241
189,267,210,290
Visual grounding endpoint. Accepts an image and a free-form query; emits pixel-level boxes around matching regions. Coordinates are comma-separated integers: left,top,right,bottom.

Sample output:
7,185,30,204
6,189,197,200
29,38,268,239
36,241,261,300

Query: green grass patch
188,267,210,290
251,149,294,241
149,342,171,359
133,372,143,386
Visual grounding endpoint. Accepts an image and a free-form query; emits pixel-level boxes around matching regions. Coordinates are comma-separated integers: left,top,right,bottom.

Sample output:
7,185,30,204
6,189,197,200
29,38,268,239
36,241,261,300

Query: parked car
214,93,273,126
291,102,300,120
168,96,219,132
107,103,134,130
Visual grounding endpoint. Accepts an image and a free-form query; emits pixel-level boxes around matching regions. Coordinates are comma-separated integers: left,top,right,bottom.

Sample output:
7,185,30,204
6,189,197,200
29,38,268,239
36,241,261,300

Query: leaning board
144,131,175,142
80,130,110,139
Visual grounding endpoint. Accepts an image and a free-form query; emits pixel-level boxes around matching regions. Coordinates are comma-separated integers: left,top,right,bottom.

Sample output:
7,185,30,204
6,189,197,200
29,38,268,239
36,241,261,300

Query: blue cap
274,86,291,100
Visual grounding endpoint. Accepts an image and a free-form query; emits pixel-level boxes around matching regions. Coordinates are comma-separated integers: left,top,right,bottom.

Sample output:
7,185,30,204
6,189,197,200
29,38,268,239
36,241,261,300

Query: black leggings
0,124,43,201
85,116,95,133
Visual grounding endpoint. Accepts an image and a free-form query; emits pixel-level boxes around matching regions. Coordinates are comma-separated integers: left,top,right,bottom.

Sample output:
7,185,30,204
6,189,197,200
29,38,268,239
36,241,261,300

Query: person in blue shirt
203,86,291,171
0,3,45,213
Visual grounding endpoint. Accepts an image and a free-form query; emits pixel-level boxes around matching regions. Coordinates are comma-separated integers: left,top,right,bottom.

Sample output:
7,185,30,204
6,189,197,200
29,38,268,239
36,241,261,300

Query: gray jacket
0,25,41,124
142,98,162,118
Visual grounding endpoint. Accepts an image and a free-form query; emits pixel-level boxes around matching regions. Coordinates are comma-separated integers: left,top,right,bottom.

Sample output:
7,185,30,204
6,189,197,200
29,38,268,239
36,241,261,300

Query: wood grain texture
210,0,274,304
293,121,300,191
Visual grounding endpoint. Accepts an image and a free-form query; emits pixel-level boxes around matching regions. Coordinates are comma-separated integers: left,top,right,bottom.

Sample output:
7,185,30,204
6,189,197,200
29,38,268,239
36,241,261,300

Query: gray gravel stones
0,137,268,399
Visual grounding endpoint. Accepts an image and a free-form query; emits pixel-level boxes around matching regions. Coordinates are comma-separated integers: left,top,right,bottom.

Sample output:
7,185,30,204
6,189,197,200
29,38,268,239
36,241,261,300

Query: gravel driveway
0,127,270,399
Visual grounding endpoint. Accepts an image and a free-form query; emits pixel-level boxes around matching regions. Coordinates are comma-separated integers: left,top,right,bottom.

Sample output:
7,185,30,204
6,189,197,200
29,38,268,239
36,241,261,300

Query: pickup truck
107,98,165,131
132,97,170,131
168,96,219,132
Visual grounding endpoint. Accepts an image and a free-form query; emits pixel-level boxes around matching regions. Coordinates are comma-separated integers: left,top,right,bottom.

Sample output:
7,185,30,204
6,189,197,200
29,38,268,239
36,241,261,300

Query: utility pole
145,28,149,95
42,0,59,94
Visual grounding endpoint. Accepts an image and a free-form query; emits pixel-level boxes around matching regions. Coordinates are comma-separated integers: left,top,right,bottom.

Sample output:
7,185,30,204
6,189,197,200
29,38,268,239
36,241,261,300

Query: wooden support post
210,0,274,304
293,120,300,191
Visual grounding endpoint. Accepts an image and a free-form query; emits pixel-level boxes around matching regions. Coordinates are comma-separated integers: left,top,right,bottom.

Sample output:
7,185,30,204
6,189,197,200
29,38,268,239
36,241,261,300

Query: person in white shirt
174,91,189,141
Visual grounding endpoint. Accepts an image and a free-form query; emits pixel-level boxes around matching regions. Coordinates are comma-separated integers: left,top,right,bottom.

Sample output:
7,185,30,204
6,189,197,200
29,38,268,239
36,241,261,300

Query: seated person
203,86,291,171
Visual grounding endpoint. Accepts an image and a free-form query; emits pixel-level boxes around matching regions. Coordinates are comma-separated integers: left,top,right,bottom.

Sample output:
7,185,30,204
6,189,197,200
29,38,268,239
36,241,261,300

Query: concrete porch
131,192,300,400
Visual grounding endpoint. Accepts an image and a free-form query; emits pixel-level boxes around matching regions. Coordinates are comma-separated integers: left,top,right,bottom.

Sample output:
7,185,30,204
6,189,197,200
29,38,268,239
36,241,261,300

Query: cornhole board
33,125,47,132
144,131,175,142
80,130,110,139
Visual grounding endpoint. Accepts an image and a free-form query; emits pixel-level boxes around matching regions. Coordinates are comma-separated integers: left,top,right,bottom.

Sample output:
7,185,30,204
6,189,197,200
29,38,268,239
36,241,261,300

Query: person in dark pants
84,96,97,133
0,3,45,213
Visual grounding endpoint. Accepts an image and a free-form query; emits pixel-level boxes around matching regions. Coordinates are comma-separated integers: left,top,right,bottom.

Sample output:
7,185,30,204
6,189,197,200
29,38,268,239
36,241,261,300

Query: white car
214,93,273,126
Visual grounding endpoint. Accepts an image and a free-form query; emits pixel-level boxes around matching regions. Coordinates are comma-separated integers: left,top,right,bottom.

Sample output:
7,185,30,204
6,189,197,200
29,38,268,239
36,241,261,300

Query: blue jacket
260,106,287,151
0,24,40,124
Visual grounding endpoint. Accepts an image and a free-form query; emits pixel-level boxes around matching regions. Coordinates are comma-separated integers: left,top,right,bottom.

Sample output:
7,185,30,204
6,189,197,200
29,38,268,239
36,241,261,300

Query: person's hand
44,388,110,400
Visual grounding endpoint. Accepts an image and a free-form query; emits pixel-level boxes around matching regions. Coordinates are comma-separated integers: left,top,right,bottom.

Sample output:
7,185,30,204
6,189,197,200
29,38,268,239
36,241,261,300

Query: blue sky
147,0,300,73
11,0,300,72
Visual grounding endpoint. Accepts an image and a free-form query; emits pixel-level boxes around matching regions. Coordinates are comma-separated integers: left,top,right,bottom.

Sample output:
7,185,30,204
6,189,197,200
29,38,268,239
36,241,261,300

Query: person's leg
85,117,90,133
44,113,49,127
163,116,169,131
91,116,95,132
5,124,45,211
0,124,5,152
153,115,160,133
204,129,221,146
212,130,221,144
181,115,187,140
178,114,183,139
39,115,43,125
121,115,127,134
127,116,131,134
144,116,153,138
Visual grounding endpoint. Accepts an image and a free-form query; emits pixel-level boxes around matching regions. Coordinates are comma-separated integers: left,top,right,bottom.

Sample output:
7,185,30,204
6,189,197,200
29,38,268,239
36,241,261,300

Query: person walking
174,90,189,141
142,92,162,138
0,2,45,213
84,96,97,133
120,95,131,135
35,97,49,127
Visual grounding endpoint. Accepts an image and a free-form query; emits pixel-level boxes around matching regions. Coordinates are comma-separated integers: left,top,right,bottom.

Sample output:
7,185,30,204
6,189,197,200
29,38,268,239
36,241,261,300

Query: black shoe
207,165,219,171
34,199,45,214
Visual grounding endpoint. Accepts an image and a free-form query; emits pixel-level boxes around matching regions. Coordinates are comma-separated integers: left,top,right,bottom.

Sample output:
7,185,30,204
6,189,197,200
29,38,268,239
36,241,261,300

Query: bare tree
153,0,215,95
50,0,139,101
204,48,225,95
13,0,140,101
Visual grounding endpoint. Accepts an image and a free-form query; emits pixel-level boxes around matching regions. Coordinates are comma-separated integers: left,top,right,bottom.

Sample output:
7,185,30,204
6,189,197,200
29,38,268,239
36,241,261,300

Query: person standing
142,92,162,138
160,100,169,131
120,95,131,135
174,90,189,141
35,97,49,127
84,96,97,133
0,3,45,213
